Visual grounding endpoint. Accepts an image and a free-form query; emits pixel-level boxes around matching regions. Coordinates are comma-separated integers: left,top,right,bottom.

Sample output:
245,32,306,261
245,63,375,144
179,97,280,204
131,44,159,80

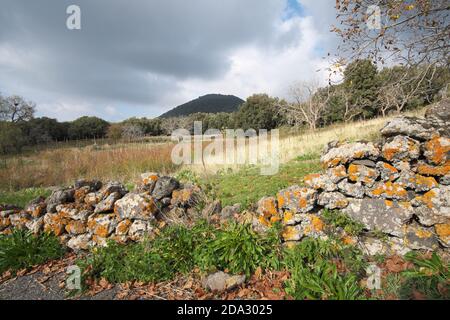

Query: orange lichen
424,137,450,165
282,226,300,241
414,174,438,189
435,224,450,240
142,174,159,185
415,228,433,239
116,219,132,235
371,181,407,199
414,189,436,209
283,211,294,224
383,147,398,161
417,162,450,177
384,200,393,207
0,217,11,228
310,215,324,232
65,220,86,235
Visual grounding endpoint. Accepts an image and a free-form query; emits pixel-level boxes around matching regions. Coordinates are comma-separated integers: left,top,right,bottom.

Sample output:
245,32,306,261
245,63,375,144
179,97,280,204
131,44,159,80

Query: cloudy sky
0,0,339,121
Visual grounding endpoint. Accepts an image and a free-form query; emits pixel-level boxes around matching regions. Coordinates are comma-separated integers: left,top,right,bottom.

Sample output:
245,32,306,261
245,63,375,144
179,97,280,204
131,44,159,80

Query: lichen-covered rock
171,185,201,207
376,161,400,182
152,176,180,200
435,223,450,247
440,174,450,185
423,136,450,166
367,181,409,201
425,99,450,124
412,186,450,209
396,172,439,192
281,214,325,241
43,212,68,236
9,212,32,229
128,220,153,241
417,161,450,177
25,197,47,218
67,233,92,251
337,179,365,198
65,220,87,235
25,217,44,234
382,135,421,163
317,192,349,209
56,204,93,222
94,192,122,214
320,141,380,168
115,219,132,236
84,192,102,206
256,197,279,227
87,214,117,238
74,179,102,192
303,174,337,192
404,224,440,251
343,198,413,237
140,172,159,193
99,181,128,199
114,193,159,220
74,186,91,203
202,271,245,292
0,214,11,231
45,188,75,213
326,165,347,183
380,117,440,140
348,163,379,187
277,186,317,213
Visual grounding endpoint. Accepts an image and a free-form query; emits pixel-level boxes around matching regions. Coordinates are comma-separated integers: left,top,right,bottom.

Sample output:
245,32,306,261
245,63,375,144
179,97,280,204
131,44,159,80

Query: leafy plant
399,252,449,300
195,222,282,277
282,238,366,300
0,229,66,274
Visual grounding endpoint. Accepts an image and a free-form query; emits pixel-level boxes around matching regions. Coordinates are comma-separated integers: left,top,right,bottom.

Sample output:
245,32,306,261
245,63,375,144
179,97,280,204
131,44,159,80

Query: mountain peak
160,94,244,118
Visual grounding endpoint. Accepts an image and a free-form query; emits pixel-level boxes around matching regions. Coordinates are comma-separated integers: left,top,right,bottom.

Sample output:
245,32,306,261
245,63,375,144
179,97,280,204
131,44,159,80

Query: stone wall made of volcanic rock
255,100,450,255
0,173,205,251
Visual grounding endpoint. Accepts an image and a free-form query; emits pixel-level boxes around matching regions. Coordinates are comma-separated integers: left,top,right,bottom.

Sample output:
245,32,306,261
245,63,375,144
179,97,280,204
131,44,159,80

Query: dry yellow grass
186,109,425,174
0,142,178,190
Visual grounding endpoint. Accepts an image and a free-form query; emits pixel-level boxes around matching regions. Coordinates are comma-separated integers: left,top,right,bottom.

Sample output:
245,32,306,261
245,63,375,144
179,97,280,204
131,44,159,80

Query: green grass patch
0,188,51,208
197,156,321,209
0,230,66,274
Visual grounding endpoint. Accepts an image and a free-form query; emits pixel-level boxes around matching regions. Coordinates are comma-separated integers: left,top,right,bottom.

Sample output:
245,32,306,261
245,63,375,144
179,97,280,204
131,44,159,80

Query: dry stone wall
254,100,449,256
0,173,204,251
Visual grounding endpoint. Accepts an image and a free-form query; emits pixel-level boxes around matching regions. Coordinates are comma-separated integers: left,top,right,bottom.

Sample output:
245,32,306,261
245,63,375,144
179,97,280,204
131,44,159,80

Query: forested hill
159,94,244,118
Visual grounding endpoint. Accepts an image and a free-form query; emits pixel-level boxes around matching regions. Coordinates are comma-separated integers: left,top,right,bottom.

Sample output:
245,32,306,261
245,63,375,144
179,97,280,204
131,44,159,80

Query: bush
0,230,66,274
283,238,366,300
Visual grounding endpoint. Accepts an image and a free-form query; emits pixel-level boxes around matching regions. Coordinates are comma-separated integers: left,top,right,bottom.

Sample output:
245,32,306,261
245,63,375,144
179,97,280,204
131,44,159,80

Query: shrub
0,230,66,274
283,238,366,300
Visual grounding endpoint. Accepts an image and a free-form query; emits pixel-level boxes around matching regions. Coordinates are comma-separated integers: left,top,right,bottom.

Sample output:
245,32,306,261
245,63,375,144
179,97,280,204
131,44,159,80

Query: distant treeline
1,60,448,154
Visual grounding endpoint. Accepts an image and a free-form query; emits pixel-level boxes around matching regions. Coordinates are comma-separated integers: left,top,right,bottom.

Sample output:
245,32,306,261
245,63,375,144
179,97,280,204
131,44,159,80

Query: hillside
159,94,244,118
